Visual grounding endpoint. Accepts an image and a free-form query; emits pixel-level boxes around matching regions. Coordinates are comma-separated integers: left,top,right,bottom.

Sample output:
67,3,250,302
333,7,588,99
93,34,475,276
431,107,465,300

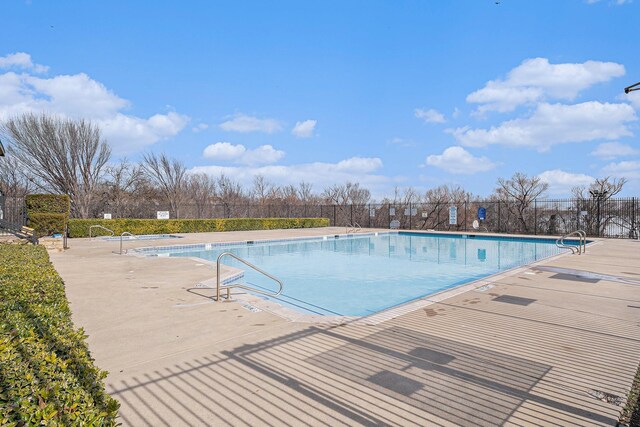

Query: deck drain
587,389,625,406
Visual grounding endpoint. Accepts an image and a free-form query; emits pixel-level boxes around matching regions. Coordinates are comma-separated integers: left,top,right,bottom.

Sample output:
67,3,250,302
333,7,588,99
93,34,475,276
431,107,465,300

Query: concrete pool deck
49,228,640,426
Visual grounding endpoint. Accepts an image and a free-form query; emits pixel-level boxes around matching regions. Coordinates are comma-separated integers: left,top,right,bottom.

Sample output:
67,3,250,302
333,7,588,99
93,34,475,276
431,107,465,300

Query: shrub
0,244,119,425
25,194,71,215
25,194,71,237
67,217,330,238
28,213,68,237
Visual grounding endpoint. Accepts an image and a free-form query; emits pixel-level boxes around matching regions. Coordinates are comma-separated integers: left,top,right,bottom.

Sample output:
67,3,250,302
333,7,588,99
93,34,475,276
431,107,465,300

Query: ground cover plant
0,243,119,426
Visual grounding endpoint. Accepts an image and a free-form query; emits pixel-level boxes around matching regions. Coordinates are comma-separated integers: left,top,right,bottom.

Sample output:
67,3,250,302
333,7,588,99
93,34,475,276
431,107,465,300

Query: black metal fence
0,196,27,236
95,197,640,238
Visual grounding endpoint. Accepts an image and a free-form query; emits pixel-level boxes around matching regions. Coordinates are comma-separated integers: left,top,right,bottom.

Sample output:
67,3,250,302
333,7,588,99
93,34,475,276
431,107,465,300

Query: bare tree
1,113,111,217
216,174,244,217
0,156,36,198
495,173,548,233
142,153,187,218
103,159,146,218
571,176,627,200
572,176,628,236
251,175,273,204
185,172,217,218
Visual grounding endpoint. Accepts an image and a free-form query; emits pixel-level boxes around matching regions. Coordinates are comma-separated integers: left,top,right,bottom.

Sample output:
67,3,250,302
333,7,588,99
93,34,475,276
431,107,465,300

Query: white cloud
538,169,594,195
467,58,625,113
192,123,209,133
602,160,640,179
291,119,317,138
190,156,389,195
587,0,632,4
625,90,640,109
219,113,282,133
240,145,285,165
451,102,637,151
425,146,497,174
590,142,639,160
0,52,48,73
202,142,284,165
415,108,446,123
0,53,189,154
99,112,189,152
203,142,246,160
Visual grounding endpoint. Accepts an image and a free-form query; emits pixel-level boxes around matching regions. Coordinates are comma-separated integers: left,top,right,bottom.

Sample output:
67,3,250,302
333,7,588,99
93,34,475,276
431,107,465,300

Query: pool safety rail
216,252,283,302
89,225,114,239
116,232,136,255
346,222,362,234
556,230,587,254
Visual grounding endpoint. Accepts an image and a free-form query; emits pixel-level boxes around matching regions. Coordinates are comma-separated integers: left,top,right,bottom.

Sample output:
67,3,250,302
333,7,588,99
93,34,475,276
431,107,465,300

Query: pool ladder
216,252,283,302
89,225,114,239
556,230,587,255
346,222,362,234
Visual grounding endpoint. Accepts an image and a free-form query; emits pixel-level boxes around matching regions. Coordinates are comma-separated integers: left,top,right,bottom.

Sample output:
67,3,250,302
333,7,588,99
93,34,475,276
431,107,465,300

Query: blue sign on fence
478,207,486,221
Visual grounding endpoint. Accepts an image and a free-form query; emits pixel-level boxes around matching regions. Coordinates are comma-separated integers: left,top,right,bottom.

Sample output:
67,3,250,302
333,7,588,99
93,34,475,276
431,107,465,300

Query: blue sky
1,0,639,199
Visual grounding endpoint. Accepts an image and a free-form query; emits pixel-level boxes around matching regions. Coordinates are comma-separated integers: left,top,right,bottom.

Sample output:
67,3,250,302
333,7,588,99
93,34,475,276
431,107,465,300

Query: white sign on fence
389,208,395,216
157,211,170,220
449,206,458,225
103,213,112,220
370,209,376,218
421,212,428,218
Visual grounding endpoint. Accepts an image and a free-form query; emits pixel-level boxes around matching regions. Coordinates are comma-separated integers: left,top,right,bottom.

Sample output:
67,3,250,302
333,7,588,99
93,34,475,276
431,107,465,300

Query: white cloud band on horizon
203,142,284,165
189,156,397,199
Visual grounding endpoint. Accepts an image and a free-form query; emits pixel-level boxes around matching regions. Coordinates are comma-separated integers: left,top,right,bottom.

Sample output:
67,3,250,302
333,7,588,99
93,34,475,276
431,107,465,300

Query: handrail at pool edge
216,252,284,302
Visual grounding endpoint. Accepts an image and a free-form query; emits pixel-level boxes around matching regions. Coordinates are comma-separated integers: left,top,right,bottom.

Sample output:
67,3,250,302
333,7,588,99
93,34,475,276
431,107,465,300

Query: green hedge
25,194,71,215
25,194,71,237
28,213,68,237
0,244,119,425
68,217,330,238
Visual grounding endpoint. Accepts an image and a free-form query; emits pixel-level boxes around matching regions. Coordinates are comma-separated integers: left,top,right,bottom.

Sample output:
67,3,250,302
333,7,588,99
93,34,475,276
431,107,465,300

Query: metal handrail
346,222,362,234
116,232,136,255
556,230,586,254
216,252,283,302
89,225,114,239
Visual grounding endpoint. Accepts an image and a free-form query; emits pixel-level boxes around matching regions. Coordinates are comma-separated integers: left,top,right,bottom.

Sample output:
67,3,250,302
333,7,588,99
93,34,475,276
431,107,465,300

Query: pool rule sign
448,206,457,225
478,207,486,221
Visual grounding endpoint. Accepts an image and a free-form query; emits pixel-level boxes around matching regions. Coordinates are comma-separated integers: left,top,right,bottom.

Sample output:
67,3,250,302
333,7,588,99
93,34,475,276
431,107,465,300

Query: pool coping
126,230,598,325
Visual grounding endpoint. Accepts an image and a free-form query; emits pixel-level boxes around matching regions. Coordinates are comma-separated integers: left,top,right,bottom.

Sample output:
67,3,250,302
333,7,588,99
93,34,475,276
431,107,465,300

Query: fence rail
2,196,638,238
0,196,27,236
92,197,640,238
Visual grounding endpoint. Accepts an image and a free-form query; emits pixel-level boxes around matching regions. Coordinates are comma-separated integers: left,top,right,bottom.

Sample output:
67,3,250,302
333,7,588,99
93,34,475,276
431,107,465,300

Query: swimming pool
141,232,575,316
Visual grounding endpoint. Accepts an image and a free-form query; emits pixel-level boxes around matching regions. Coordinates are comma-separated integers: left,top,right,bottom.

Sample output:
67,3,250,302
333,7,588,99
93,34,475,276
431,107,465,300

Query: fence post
333,205,336,226
350,204,353,226
498,202,501,232
368,203,371,228
633,197,636,238
464,200,467,231
409,202,412,230
534,199,537,235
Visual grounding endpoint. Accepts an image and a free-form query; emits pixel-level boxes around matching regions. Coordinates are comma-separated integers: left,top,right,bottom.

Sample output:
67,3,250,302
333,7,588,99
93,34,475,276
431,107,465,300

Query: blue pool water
103,234,182,241
148,232,573,316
